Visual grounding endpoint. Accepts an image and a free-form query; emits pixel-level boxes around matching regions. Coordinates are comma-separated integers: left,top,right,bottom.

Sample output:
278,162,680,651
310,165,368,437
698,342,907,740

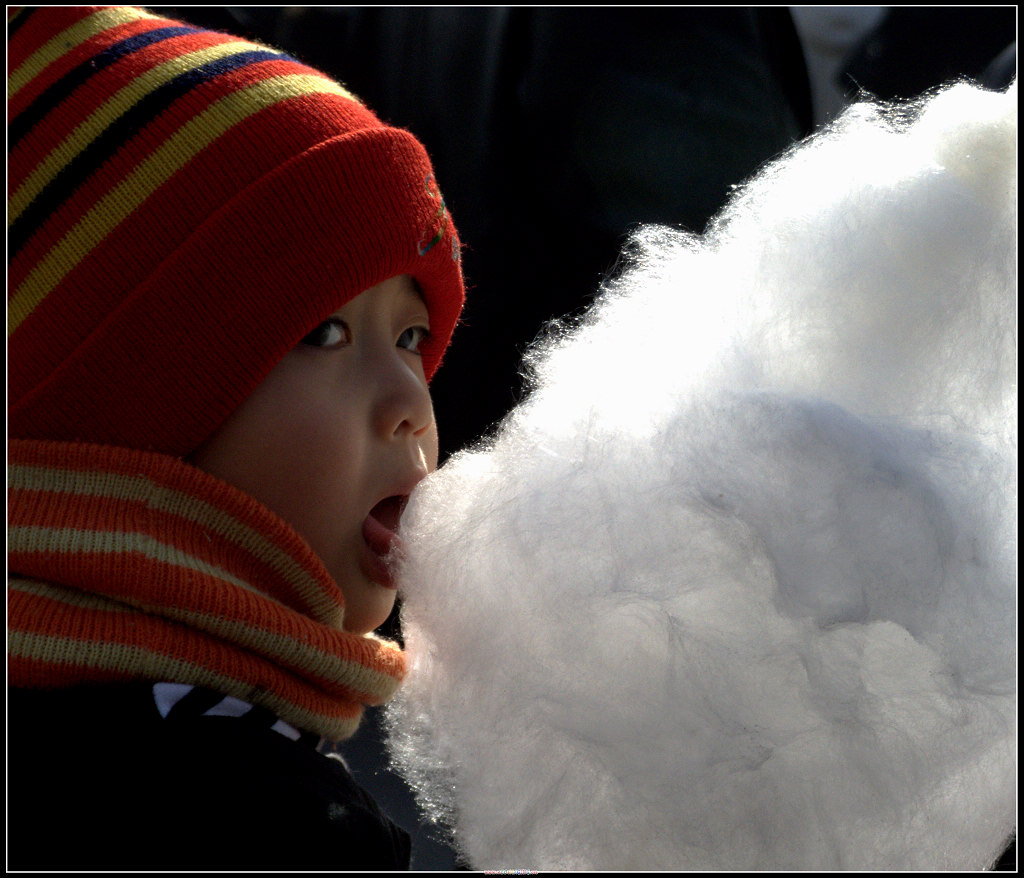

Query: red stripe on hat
9,28,236,191
6,7,100,81
8,9,168,120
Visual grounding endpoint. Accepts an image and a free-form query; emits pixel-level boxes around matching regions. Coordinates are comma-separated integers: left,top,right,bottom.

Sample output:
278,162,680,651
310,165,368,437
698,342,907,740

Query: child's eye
397,326,430,354
300,319,350,349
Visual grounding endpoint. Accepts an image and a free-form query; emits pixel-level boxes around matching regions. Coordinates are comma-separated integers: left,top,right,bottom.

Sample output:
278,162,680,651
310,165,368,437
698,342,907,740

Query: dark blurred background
154,7,1016,869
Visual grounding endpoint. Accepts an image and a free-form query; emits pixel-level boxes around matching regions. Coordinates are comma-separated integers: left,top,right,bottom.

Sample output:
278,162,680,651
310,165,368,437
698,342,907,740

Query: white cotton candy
385,80,1017,871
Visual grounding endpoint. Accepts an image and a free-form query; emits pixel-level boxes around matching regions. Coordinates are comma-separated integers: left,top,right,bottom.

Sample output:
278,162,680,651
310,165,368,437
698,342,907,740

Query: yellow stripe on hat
7,7,164,100
9,41,272,224
8,72,353,335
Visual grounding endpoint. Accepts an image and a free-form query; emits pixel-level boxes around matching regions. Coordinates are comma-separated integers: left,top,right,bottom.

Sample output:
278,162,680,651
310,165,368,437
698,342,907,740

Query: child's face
191,274,438,634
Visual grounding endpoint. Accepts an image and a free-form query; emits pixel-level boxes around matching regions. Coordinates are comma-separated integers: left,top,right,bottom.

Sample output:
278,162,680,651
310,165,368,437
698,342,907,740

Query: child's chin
340,582,398,636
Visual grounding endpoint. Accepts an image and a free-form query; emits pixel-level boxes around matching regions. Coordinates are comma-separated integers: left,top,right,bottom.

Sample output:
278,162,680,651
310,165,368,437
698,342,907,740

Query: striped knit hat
8,6,465,456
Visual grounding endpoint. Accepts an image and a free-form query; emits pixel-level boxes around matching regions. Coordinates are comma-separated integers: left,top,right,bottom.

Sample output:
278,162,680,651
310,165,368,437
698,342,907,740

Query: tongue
364,514,398,556
364,497,404,556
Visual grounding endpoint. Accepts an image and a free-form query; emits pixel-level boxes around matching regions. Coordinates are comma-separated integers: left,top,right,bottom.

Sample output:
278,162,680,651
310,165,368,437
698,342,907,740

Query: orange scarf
7,439,405,741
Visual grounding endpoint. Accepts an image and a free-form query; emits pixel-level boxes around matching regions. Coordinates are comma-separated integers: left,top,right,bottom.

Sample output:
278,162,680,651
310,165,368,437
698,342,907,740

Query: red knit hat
7,6,465,456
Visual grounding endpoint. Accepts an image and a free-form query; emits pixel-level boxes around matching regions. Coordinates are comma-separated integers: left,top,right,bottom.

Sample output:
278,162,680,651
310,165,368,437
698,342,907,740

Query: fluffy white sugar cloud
385,80,1017,871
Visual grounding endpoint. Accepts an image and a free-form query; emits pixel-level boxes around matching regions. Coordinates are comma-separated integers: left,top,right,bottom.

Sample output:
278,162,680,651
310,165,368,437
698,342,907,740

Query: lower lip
362,517,402,589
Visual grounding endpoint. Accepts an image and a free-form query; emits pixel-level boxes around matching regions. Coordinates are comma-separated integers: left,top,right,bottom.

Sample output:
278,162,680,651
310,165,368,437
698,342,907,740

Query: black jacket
7,683,410,870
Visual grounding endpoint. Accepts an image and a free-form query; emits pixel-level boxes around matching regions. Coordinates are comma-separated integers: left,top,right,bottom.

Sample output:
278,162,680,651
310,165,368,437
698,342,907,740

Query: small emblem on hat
418,174,454,259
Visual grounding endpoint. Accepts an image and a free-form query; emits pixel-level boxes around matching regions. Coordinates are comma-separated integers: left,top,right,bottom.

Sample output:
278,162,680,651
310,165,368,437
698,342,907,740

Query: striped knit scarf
7,439,406,742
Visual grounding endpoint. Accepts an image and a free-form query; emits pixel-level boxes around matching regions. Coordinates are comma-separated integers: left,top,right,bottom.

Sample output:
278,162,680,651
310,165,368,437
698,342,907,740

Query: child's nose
372,356,436,442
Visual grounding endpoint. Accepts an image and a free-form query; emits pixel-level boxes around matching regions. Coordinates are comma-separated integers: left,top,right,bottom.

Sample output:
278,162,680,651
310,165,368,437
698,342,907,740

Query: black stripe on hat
9,25,203,150
8,48,292,263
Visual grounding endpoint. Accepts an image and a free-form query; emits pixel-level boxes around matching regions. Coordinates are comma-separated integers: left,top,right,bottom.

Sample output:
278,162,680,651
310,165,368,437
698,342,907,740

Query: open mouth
368,495,407,536
362,495,408,588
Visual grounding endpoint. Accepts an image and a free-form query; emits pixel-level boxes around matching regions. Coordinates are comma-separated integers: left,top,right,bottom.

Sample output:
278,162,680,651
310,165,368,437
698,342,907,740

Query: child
7,5,464,869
